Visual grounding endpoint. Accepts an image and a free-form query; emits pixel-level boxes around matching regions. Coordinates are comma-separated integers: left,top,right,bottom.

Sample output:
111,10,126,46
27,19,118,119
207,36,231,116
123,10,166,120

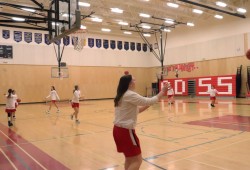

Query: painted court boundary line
0,123,70,170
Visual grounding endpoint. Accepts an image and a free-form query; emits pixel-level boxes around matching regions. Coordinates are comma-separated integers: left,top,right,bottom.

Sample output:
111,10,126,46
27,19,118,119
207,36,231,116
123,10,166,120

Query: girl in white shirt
70,85,82,124
12,90,18,119
207,85,219,107
113,74,167,170
5,89,16,127
46,86,60,113
167,84,174,105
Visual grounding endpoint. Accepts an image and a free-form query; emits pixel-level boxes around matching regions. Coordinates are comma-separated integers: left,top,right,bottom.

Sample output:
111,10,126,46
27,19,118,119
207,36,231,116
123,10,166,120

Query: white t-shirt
207,89,218,97
72,90,81,103
5,94,16,109
46,90,60,100
114,90,160,129
167,88,174,95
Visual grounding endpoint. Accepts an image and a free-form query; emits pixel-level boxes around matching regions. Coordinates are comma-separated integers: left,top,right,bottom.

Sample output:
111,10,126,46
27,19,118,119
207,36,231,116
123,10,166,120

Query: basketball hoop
71,29,87,51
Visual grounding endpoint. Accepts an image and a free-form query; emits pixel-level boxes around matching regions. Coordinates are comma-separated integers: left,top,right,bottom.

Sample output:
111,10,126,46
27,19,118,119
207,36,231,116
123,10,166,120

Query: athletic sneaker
75,120,80,124
70,115,73,120
13,115,16,119
8,121,13,127
56,109,60,113
46,110,50,114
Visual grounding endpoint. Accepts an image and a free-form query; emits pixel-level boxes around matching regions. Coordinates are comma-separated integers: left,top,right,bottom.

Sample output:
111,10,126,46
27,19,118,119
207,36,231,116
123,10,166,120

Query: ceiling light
214,14,223,19
167,2,179,8
12,17,25,21
165,19,175,24
192,9,203,14
21,8,36,12
187,22,194,27
52,22,59,26
78,2,90,7
101,28,111,32
143,33,151,37
111,8,123,14
81,25,87,29
124,31,132,35
163,28,171,32
118,21,128,26
215,1,227,7
237,8,247,13
142,25,151,29
62,13,69,17
139,13,151,18
92,17,102,22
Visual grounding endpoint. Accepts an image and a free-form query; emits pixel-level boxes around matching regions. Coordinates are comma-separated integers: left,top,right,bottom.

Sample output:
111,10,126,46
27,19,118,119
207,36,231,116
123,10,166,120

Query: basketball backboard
49,0,81,43
51,67,69,78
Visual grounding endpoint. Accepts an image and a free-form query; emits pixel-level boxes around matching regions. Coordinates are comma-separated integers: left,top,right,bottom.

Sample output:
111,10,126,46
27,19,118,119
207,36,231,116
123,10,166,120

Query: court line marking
0,129,48,170
0,147,18,170
186,158,227,170
165,137,250,168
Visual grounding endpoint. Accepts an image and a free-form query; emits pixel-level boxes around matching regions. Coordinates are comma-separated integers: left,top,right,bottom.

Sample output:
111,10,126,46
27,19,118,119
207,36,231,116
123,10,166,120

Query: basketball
124,71,129,75
246,49,250,60
17,99,21,103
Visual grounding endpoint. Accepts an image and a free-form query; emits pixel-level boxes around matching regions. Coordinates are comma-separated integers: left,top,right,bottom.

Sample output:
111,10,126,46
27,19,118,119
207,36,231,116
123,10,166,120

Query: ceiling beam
0,24,50,31
0,12,68,23
178,0,246,18
30,0,44,9
0,2,53,12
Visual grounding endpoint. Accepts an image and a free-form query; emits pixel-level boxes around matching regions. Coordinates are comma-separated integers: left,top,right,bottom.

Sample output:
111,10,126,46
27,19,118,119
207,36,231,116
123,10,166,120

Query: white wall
1,16,250,68
0,28,152,67
149,17,250,66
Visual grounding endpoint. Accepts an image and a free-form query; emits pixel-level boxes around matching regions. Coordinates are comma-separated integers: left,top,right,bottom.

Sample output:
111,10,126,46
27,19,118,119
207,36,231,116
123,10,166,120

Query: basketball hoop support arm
134,25,167,80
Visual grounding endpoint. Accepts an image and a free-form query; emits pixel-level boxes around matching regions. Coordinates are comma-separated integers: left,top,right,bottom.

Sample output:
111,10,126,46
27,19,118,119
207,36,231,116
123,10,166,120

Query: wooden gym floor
0,97,250,170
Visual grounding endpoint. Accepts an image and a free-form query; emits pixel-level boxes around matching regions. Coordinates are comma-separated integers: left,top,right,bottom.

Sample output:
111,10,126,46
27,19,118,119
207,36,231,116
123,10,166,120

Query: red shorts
71,103,79,108
210,97,216,100
5,109,16,113
51,100,56,103
168,95,173,99
113,125,141,157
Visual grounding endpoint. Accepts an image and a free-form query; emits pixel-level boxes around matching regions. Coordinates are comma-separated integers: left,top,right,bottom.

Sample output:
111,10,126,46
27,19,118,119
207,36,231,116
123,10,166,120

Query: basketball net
71,29,87,51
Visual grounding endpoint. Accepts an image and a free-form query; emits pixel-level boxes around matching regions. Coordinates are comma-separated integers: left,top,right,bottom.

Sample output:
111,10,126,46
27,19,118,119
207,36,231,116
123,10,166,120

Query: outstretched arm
138,106,150,113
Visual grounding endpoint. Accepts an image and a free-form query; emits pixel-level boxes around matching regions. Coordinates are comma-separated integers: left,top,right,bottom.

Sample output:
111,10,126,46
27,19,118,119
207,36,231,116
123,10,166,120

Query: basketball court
1,0,250,169
0,98,250,169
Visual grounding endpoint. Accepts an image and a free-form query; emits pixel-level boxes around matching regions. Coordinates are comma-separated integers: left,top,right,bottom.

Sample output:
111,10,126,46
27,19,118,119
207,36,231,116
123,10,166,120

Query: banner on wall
118,41,122,50
143,43,147,52
124,42,129,51
96,39,102,48
14,31,22,42
2,30,10,39
130,42,135,51
63,36,70,46
103,39,109,49
159,75,236,97
110,40,116,50
44,34,51,45
24,32,32,43
34,33,42,44
137,43,141,51
88,38,94,48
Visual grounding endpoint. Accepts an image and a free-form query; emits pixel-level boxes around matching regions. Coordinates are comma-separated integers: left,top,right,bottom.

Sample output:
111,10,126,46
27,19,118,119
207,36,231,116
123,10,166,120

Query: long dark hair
7,89,13,98
114,75,132,107
51,86,55,91
73,85,79,93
